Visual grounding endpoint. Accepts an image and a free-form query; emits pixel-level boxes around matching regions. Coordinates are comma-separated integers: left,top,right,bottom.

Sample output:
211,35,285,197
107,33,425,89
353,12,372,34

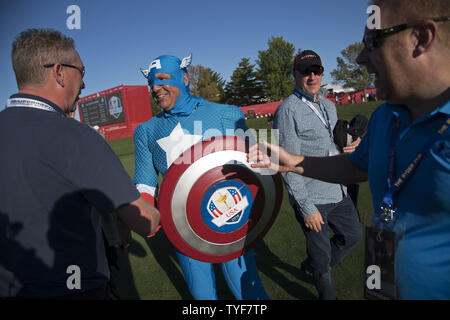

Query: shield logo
158,135,283,263
108,95,122,119
202,181,251,232
206,186,248,227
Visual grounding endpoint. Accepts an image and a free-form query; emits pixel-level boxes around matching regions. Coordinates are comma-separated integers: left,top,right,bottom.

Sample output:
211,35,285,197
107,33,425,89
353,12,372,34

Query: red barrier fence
240,88,378,118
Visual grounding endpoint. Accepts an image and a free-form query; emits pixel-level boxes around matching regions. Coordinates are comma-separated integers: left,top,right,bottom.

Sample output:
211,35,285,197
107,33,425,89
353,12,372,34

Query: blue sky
0,0,371,113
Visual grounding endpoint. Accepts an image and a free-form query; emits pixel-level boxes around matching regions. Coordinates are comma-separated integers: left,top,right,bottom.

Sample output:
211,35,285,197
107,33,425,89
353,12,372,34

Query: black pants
294,195,362,299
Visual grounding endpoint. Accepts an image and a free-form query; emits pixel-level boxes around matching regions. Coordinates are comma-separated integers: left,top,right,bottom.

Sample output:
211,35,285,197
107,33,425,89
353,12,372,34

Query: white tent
321,84,356,93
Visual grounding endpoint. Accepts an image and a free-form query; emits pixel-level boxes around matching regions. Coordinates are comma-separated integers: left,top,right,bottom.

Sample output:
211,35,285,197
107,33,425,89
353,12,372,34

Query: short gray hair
11,28,77,88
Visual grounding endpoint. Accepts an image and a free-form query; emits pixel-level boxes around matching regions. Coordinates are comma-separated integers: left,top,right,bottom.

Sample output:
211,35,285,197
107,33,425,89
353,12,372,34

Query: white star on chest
157,123,202,168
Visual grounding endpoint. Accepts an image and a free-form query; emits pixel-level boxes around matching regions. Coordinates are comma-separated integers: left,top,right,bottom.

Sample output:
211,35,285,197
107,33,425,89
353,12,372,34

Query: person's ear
51,63,65,87
412,20,437,57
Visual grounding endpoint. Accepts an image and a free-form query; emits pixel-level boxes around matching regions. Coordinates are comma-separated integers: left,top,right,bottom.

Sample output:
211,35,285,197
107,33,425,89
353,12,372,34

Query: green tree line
150,37,373,113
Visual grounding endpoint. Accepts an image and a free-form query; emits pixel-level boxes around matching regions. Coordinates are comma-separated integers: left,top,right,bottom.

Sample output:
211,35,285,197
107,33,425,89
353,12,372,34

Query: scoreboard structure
77,85,152,141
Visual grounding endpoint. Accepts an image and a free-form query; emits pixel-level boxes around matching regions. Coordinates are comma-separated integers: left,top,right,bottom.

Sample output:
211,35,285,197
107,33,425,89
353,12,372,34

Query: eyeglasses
363,16,450,51
302,65,324,76
43,63,85,77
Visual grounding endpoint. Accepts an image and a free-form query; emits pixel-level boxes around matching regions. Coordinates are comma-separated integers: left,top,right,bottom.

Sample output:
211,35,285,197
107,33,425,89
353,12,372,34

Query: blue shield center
200,180,253,233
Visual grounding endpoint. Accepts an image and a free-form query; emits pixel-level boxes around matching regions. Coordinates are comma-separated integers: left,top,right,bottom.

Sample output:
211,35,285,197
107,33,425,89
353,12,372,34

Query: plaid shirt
273,86,346,217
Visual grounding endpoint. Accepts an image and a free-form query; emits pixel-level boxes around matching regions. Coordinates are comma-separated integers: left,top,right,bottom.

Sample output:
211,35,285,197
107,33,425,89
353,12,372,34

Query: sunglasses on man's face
363,16,450,51
302,66,324,76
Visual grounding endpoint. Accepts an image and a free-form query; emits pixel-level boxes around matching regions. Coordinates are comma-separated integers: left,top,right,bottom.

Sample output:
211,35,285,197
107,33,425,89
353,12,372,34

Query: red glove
140,192,162,238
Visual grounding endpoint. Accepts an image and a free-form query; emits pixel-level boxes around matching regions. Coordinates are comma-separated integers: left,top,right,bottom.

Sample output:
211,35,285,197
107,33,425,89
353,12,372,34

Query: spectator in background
273,50,362,300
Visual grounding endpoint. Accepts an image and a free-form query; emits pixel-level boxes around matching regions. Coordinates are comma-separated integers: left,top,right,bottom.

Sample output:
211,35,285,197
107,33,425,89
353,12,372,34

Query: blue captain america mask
141,54,191,91
141,54,202,117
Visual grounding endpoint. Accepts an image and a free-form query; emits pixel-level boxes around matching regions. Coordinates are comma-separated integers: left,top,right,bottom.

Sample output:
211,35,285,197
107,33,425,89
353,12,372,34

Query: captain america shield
157,135,283,263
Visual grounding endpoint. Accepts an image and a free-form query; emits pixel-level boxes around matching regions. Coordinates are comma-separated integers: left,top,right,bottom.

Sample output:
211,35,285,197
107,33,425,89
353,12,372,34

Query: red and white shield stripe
157,136,283,263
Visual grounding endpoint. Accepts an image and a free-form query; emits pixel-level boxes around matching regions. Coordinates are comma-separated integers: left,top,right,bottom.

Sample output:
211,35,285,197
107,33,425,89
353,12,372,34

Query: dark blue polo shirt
0,94,140,298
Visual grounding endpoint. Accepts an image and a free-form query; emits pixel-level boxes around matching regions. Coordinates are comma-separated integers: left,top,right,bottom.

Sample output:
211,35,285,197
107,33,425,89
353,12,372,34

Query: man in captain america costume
133,54,268,300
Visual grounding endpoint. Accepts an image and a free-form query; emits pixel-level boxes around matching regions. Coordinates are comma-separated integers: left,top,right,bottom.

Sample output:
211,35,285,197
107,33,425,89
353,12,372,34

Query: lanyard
386,117,401,186
6,97,58,113
380,114,450,222
293,90,334,139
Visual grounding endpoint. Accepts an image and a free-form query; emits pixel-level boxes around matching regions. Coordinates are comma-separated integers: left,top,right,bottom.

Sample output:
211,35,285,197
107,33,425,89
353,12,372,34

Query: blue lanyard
381,114,450,222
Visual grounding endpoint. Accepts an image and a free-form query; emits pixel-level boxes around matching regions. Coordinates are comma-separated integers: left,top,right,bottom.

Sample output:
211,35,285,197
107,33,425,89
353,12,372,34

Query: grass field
108,100,383,300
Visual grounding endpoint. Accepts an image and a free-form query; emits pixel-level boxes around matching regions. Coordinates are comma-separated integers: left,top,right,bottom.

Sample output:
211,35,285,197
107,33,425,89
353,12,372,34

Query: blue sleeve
350,103,393,173
348,115,372,173
349,134,369,173
220,105,248,131
133,124,159,195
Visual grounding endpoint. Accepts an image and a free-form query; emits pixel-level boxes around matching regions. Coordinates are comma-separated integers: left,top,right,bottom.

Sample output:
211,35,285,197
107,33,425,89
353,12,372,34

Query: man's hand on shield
247,140,304,174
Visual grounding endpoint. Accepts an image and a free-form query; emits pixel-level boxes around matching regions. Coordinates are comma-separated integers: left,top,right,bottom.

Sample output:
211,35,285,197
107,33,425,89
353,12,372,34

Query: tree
331,42,375,90
223,58,265,107
188,65,224,102
256,36,296,102
209,69,226,102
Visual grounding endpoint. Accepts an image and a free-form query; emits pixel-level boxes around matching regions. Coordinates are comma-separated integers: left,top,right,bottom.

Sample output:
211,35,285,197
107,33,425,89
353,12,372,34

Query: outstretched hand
247,140,303,174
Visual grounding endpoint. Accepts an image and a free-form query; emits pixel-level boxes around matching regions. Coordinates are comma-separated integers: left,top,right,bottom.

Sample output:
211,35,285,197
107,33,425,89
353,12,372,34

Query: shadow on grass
144,231,193,300
253,240,316,300
112,231,192,300
112,239,142,300
112,233,316,299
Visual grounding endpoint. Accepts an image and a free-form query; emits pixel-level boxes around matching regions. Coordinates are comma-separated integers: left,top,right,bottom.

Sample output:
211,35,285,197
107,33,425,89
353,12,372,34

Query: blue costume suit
134,55,268,300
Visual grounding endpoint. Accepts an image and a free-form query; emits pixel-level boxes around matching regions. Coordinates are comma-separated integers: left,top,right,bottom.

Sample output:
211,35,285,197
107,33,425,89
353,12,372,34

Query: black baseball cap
293,50,324,74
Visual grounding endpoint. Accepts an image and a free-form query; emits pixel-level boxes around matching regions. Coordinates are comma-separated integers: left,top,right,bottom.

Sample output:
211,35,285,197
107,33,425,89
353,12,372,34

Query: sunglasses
363,16,450,51
301,65,324,76
44,63,85,77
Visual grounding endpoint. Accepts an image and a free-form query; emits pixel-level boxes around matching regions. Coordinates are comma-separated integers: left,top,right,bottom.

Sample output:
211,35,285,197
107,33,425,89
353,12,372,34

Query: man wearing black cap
273,50,362,300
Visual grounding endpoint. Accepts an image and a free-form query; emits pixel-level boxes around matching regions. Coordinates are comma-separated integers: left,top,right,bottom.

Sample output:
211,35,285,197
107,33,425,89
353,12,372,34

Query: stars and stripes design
208,200,223,218
227,188,242,204
207,187,243,220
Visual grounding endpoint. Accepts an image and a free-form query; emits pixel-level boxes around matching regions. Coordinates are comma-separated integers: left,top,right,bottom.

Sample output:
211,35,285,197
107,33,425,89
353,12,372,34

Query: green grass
108,101,383,300
336,100,382,122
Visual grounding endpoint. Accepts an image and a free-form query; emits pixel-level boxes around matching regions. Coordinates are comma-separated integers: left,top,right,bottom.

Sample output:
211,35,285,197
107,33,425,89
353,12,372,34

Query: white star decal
157,123,202,168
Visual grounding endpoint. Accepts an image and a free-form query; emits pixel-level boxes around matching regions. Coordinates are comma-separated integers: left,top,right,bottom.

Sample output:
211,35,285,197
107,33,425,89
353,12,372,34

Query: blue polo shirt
350,100,450,299
0,94,140,297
